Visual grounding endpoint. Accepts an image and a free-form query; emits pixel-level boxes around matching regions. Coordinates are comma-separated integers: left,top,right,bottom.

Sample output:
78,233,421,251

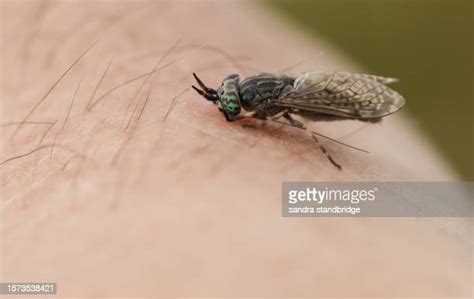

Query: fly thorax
217,74,241,117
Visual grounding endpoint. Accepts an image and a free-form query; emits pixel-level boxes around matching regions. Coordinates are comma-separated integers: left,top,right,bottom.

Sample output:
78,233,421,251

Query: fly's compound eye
219,91,241,116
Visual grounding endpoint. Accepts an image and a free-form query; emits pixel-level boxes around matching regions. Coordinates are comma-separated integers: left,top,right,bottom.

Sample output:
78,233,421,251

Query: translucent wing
274,71,405,119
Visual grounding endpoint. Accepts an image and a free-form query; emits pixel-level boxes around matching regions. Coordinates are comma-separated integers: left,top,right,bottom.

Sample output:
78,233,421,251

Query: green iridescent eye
220,92,241,115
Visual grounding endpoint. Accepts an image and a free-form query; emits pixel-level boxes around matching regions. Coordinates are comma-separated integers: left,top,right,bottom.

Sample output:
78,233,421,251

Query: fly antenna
193,73,216,94
192,73,218,103
191,85,204,95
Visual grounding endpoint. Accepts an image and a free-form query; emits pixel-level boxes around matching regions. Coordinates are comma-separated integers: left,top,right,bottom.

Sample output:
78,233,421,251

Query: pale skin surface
0,0,472,297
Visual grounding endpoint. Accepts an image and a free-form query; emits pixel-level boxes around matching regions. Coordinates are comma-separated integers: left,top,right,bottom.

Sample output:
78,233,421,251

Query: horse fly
191,71,405,170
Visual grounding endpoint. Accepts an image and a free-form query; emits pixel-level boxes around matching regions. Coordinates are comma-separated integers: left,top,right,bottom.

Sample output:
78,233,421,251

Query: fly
191,71,405,170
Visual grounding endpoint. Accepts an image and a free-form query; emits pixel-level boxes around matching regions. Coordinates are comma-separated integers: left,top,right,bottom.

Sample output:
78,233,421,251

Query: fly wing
275,71,405,119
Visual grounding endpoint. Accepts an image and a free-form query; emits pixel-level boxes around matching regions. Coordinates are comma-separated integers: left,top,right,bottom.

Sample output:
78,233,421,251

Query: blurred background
267,0,473,179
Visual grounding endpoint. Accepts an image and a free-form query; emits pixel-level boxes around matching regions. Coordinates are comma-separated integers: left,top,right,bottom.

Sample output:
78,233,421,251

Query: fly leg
269,113,342,170
238,107,285,129
282,112,305,128
311,134,342,170
267,110,305,128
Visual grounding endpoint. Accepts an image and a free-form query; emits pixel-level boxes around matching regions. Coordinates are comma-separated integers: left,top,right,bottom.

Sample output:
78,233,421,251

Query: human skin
0,0,471,297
